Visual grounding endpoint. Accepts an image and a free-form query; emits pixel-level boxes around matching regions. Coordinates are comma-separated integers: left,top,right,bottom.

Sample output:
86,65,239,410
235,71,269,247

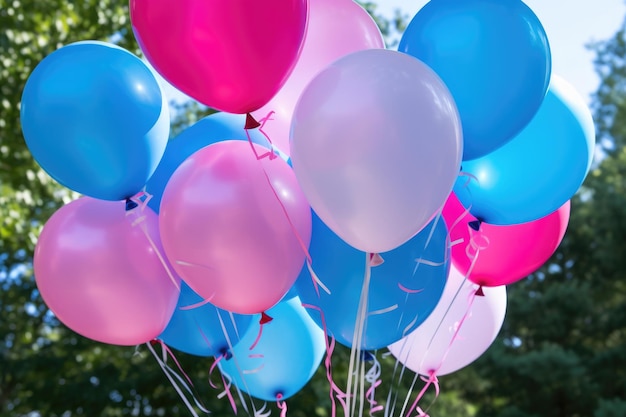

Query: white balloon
388,265,507,376
290,49,463,254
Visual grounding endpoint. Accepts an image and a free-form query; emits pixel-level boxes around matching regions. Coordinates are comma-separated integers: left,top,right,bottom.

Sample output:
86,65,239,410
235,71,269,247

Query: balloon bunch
20,0,595,415
385,0,594,393
22,41,179,346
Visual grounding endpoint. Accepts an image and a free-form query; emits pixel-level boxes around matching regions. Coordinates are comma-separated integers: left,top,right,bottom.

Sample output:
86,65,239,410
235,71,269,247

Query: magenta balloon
252,0,384,155
130,0,308,114
388,265,507,376
290,49,463,253
159,140,312,314
442,192,570,287
34,198,180,346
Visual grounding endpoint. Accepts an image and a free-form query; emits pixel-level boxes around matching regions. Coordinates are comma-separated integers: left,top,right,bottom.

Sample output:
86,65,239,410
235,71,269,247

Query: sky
378,0,626,105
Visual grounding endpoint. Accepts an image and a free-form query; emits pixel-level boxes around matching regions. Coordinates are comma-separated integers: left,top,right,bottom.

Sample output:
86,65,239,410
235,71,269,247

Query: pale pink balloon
442,192,570,287
291,49,463,253
130,0,308,114
34,198,180,346
159,140,312,315
388,265,507,376
252,0,384,155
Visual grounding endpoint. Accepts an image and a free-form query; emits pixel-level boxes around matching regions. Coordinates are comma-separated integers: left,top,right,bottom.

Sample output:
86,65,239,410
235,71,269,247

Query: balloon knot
245,113,261,130
125,197,139,211
220,347,233,360
361,350,375,362
475,286,485,297
369,253,385,267
260,312,273,325
150,339,160,346
468,220,482,231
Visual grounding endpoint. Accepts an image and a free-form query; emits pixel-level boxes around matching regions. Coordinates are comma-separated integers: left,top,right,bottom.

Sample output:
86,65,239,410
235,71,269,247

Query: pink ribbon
405,370,439,417
249,312,273,351
302,303,349,417
276,393,288,417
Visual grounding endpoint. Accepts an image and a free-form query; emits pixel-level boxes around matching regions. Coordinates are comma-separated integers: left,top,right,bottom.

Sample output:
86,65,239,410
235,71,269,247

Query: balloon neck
468,219,482,231
369,253,384,267
475,286,485,297
219,347,233,360
244,113,261,130
361,350,375,362
125,197,139,211
260,311,273,325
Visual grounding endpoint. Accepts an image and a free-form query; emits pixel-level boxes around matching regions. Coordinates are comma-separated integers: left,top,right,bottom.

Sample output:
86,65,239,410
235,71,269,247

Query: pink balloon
388,265,507,376
130,0,308,114
159,140,312,314
252,0,384,155
442,192,570,287
290,49,463,253
34,198,180,346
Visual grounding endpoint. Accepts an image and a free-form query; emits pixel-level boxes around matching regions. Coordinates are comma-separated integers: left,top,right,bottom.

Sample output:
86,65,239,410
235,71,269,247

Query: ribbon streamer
146,341,209,417
346,252,373,417
126,191,180,291
364,352,384,416
302,303,349,417
404,371,439,417
276,394,288,417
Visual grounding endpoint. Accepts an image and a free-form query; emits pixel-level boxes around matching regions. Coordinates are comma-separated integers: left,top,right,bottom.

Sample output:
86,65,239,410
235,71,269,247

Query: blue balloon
20,41,170,200
159,282,252,357
296,212,450,350
454,76,596,225
218,298,325,402
399,0,551,160
145,112,286,213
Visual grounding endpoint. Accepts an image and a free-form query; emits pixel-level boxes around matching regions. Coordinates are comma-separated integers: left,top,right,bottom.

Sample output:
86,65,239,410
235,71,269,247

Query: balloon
296,213,449,350
159,140,312,314
290,49,463,253
399,0,551,160
454,75,595,225
158,282,252,357
33,198,180,346
130,0,308,114
252,0,384,155
145,112,287,213
443,193,570,287
20,41,169,201
218,297,325,402
388,265,507,376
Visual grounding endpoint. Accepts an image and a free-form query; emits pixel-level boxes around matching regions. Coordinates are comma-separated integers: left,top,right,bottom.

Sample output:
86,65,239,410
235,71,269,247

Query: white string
346,252,372,417
146,342,201,417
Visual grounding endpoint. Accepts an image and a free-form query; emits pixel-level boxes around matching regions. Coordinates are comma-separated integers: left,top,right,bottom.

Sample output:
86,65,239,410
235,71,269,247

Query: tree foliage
0,1,194,415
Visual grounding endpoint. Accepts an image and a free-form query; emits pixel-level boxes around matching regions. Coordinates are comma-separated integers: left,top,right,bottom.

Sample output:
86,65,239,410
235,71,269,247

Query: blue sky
380,0,626,105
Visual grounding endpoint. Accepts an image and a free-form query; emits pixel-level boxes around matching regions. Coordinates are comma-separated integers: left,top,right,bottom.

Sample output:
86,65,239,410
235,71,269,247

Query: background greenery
1,1,624,416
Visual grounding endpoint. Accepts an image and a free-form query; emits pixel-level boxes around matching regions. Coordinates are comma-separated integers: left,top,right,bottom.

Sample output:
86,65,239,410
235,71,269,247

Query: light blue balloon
145,112,286,213
159,282,252,357
454,76,596,225
218,298,325,402
20,41,169,200
399,0,551,160
296,212,450,350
